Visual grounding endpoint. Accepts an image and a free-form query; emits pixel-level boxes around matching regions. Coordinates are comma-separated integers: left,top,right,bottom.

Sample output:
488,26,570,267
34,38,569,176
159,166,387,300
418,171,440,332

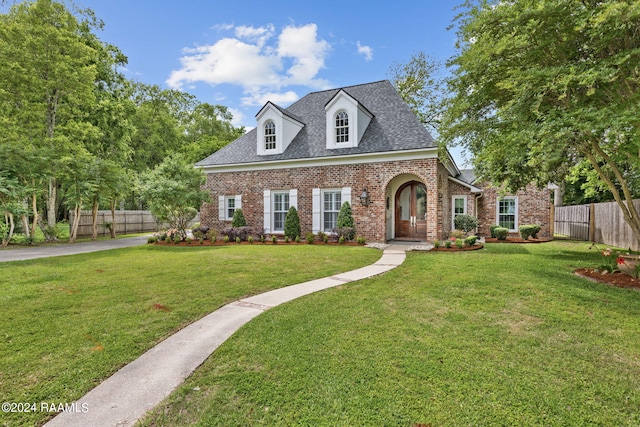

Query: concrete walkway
0,235,150,263
44,245,409,427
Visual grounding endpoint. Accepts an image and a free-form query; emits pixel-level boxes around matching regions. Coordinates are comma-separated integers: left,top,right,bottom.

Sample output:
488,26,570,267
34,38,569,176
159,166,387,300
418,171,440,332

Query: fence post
589,203,596,243
550,204,555,240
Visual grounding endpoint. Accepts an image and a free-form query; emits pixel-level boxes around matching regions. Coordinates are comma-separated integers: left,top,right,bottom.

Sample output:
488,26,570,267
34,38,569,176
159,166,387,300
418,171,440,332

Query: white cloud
167,23,332,107
357,41,373,61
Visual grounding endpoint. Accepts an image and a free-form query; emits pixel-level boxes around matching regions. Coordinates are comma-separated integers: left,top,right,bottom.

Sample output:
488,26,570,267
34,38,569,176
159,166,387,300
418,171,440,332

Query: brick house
196,80,551,242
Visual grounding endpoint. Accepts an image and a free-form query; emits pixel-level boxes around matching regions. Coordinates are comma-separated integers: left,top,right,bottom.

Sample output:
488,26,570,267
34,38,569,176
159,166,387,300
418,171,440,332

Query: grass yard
139,241,640,427
0,244,381,427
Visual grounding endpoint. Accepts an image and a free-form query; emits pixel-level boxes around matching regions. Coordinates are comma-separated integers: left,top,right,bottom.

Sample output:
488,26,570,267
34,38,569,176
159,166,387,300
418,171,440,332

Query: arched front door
395,181,427,240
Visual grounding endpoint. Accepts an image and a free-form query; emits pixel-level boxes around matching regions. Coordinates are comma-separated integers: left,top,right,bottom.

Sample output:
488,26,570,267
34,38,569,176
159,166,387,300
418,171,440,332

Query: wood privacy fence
68,210,200,237
553,199,640,250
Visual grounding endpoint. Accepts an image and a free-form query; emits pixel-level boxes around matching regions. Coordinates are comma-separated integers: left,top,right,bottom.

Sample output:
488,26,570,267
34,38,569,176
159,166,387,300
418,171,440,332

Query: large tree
442,0,640,241
388,51,444,134
0,0,100,229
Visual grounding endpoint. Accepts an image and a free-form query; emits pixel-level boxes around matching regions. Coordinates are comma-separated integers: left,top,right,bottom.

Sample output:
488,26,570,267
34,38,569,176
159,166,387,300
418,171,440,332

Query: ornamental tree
442,0,640,243
139,154,209,239
283,206,301,240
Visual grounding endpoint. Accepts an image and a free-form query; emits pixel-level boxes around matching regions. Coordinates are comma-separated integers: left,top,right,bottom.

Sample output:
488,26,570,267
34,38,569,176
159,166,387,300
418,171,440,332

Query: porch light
360,188,369,206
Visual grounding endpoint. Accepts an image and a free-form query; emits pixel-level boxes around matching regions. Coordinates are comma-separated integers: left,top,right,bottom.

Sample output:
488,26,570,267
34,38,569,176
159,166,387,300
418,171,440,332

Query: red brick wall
200,161,552,242
201,158,442,242
477,184,552,238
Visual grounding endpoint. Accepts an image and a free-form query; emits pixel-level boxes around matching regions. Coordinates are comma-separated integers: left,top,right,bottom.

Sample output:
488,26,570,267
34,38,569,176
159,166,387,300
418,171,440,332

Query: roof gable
196,80,437,168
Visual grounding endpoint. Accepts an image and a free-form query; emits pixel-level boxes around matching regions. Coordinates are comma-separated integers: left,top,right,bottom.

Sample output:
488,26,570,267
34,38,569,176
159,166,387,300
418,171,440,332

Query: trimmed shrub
519,225,535,240
147,236,157,244
531,224,541,239
464,235,478,247
206,228,218,242
336,201,355,240
306,232,315,244
454,214,478,234
338,235,345,245
222,226,255,242
489,224,501,238
248,236,254,244
433,239,441,248
271,235,277,244
284,206,301,240
494,227,509,240
356,236,366,245
444,240,452,248
455,239,464,249
223,235,229,243
231,209,247,227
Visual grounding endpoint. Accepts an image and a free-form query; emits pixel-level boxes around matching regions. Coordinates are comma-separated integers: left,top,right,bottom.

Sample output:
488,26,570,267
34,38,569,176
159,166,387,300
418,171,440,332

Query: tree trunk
91,198,98,240
110,197,117,239
30,190,38,237
69,203,82,243
47,178,57,228
2,212,15,247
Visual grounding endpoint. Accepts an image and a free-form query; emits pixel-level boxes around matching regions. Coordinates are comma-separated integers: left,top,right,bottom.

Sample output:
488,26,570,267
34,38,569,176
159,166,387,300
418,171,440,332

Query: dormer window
335,111,349,143
264,120,276,151
256,102,304,156
325,89,373,150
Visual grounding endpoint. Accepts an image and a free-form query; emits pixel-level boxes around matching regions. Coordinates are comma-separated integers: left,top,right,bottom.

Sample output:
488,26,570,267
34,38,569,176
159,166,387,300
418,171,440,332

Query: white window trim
219,195,242,221
321,189,342,233
452,195,467,229
265,189,298,234
312,187,351,234
496,196,518,232
264,120,276,152
335,110,349,144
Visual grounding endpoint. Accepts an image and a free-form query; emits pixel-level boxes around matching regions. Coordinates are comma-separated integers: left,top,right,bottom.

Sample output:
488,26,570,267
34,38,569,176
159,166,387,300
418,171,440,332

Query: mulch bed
575,268,640,291
484,237,551,243
430,244,484,252
152,240,361,247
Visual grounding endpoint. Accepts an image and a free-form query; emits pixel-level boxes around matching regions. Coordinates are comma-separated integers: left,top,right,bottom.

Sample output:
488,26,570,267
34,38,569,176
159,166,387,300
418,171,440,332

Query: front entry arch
395,181,427,240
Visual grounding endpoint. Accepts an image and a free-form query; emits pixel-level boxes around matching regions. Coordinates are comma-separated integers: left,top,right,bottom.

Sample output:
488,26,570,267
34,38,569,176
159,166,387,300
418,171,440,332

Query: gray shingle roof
457,169,477,185
196,80,436,167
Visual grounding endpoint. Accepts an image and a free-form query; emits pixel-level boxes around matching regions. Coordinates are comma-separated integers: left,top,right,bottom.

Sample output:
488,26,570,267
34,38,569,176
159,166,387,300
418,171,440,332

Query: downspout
475,192,483,236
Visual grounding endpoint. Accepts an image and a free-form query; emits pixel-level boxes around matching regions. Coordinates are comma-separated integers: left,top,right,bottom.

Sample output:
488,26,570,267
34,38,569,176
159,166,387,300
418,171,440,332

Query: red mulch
484,237,551,243
153,240,361,247
430,244,484,252
575,268,640,291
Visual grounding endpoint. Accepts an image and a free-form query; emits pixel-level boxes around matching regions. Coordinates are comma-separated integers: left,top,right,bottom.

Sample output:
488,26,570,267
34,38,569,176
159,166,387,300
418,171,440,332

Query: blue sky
7,0,468,163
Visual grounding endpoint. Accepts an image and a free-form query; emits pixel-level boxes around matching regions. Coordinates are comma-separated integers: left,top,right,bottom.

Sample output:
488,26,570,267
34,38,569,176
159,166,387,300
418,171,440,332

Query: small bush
231,209,247,227
222,226,255,242
464,235,478,247
336,202,355,240
494,227,509,240
519,225,535,240
356,236,366,245
339,235,345,245
248,236,254,244
444,240,452,248
295,235,301,243
455,239,464,249
173,236,181,244
147,236,157,244
531,224,541,239
449,229,465,239
235,236,241,244
489,224,500,238
284,206,301,240
454,214,478,234
433,239,441,248
223,235,230,243
199,237,204,245
260,234,266,243
185,237,192,245
206,229,218,242
306,232,315,244
323,234,329,244
272,235,277,244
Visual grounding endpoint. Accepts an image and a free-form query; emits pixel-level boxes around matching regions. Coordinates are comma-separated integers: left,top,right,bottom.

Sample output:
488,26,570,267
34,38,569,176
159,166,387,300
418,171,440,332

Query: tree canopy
442,0,640,241
0,0,243,242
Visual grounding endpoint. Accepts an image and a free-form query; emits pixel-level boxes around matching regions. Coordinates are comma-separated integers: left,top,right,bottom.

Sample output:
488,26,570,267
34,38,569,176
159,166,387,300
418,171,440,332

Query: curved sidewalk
44,245,408,427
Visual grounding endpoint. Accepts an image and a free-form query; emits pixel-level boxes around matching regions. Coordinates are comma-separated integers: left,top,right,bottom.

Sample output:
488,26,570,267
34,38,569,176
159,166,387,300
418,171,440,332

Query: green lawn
138,241,640,427
0,244,381,427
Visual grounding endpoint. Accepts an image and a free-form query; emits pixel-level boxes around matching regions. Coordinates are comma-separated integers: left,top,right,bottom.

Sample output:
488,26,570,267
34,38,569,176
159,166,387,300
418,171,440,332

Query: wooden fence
554,200,640,250
68,210,200,237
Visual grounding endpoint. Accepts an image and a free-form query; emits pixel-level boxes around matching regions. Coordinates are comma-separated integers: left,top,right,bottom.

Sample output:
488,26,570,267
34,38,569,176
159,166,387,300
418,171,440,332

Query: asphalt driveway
0,235,150,263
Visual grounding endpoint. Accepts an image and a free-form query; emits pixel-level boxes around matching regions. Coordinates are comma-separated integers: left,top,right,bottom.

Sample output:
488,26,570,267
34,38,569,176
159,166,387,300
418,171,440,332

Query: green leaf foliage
139,155,209,237
231,208,247,228
336,201,355,240
284,206,301,240
443,0,640,241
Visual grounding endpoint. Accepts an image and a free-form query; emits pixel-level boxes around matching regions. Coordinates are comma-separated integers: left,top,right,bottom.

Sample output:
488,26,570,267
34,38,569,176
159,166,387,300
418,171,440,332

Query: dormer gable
324,89,373,150
256,102,304,156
